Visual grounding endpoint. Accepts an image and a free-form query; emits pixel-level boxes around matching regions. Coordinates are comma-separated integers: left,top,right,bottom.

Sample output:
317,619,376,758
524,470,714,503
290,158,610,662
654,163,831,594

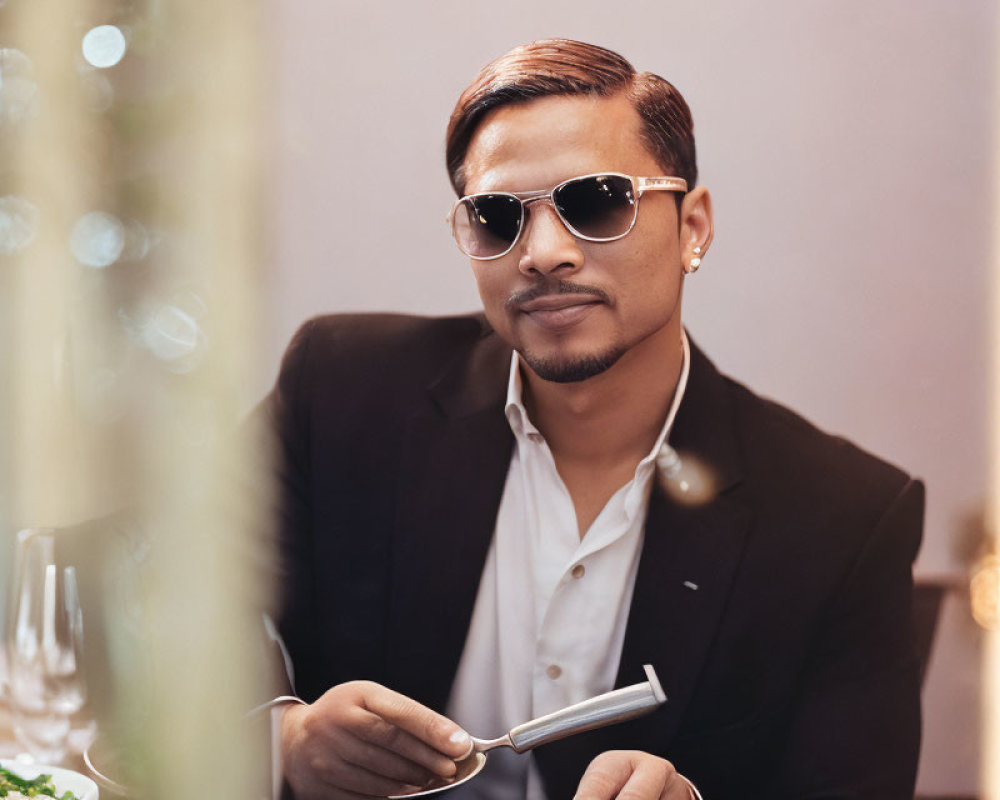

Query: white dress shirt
445,332,690,800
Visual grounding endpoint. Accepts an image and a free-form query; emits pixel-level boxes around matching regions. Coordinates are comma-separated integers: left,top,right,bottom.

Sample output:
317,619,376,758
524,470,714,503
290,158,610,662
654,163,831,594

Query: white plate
1,758,99,800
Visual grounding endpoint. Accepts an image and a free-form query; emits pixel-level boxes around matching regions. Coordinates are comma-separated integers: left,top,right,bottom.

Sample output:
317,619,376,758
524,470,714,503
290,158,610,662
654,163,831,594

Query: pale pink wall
264,3,996,794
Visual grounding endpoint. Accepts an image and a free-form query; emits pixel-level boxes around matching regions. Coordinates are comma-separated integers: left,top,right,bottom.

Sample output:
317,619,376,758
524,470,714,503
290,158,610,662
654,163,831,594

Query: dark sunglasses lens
554,175,636,239
453,195,522,258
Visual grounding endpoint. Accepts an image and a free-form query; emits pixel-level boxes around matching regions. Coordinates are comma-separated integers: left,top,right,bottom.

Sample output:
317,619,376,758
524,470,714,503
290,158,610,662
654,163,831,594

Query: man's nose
517,202,583,277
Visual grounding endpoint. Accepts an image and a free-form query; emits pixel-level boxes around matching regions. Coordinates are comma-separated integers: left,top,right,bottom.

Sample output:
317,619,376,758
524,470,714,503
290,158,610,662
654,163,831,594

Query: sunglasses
448,172,688,260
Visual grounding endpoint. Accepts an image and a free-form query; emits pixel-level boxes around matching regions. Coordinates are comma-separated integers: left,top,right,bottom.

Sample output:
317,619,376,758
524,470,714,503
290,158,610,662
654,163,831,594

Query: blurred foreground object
973,555,1000,632
1,0,273,797
985,8,1000,795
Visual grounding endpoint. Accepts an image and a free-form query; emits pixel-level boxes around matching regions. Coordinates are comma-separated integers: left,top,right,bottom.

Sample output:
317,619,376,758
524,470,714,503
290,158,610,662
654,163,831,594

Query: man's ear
679,186,714,264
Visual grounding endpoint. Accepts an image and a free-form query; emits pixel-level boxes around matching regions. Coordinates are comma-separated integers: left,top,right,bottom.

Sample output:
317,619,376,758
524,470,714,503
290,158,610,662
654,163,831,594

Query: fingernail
449,729,473,757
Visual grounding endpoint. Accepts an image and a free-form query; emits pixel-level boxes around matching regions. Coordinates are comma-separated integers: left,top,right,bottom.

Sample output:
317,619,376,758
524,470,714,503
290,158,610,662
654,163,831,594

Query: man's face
460,92,693,384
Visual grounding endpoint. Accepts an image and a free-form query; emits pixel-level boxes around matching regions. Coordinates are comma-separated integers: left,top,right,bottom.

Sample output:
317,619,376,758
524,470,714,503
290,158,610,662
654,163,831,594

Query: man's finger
659,772,691,800
315,749,425,798
294,780,372,800
359,683,472,759
334,728,443,786
575,751,674,800
349,705,464,777
614,761,670,800
285,758,374,800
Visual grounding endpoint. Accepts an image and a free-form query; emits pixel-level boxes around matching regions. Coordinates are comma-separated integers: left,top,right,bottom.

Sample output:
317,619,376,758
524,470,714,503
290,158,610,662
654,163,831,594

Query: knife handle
508,664,667,753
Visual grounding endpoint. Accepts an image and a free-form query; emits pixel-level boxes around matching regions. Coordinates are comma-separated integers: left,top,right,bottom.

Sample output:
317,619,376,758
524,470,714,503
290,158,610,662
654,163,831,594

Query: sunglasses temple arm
635,177,688,195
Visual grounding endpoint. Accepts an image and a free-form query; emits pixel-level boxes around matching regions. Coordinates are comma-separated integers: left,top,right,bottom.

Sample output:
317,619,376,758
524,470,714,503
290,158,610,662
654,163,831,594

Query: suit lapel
613,485,752,741
384,328,514,711
535,339,753,798
616,340,752,740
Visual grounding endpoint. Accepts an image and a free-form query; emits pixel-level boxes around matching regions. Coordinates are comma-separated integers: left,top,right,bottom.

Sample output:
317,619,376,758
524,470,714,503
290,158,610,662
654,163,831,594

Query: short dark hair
445,39,697,197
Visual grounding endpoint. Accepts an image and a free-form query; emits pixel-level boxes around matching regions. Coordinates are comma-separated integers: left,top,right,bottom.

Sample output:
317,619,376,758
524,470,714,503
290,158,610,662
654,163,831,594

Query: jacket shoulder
276,312,489,393
290,312,491,373
270,312,501,434
710,370,922,567
724,373,913,497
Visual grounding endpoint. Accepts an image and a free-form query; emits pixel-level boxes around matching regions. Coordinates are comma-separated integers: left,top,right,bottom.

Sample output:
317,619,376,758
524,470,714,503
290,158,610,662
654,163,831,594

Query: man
271,40,923,800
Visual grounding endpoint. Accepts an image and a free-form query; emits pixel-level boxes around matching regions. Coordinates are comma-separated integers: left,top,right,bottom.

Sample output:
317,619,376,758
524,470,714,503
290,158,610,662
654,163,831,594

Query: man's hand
575,751,695,800
280,681,472,800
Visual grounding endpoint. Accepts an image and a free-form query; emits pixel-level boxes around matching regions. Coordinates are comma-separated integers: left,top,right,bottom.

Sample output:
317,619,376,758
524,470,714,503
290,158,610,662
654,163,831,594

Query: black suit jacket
270,313,923,800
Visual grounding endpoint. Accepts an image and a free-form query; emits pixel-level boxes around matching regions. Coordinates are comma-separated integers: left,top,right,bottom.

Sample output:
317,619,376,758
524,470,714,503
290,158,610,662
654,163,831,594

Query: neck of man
521,316,685,468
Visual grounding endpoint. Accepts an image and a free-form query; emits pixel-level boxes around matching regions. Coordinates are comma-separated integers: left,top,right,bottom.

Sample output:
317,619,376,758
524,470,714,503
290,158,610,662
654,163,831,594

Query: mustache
505,280,610,311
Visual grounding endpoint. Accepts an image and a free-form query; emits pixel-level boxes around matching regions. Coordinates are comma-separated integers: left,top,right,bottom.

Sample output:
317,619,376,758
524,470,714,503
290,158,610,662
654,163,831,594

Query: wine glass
6,529,87,763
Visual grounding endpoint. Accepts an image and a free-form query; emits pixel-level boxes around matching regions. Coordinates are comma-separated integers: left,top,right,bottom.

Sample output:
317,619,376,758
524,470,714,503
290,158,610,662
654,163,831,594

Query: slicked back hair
445,39,697,197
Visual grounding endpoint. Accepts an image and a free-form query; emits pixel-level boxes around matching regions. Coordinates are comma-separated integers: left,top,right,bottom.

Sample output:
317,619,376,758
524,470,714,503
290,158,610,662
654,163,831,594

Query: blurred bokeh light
81,25,127,70
0,48,38,128
0,196,39,255
69,211,126,268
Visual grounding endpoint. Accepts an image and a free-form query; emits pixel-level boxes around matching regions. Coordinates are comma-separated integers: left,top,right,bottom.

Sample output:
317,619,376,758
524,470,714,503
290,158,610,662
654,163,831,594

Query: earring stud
684,245,704,274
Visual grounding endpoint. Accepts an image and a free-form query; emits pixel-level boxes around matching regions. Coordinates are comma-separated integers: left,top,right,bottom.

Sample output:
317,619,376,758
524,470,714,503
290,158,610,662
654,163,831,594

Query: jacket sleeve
268,318,319,699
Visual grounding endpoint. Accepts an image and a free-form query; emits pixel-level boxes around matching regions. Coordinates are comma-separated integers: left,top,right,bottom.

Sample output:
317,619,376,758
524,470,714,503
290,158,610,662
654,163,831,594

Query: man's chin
519,348,625,384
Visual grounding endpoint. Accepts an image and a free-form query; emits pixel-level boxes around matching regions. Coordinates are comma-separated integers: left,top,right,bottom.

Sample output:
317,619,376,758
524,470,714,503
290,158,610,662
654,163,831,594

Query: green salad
0,765,79,800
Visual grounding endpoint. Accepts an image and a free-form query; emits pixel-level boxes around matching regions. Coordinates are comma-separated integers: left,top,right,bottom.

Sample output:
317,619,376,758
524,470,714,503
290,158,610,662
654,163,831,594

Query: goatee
519,347,625,383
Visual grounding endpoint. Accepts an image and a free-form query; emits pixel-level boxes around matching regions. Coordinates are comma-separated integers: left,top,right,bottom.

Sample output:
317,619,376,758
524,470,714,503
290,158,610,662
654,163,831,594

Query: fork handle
508,664,667,753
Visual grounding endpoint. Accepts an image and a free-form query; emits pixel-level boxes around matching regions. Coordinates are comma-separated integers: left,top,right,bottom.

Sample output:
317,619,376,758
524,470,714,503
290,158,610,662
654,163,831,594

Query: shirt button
545,664,562,680
571,564,586,579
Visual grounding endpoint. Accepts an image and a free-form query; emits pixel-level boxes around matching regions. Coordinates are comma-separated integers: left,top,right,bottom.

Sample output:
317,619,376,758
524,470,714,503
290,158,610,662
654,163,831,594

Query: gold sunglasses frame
447,172,688,261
